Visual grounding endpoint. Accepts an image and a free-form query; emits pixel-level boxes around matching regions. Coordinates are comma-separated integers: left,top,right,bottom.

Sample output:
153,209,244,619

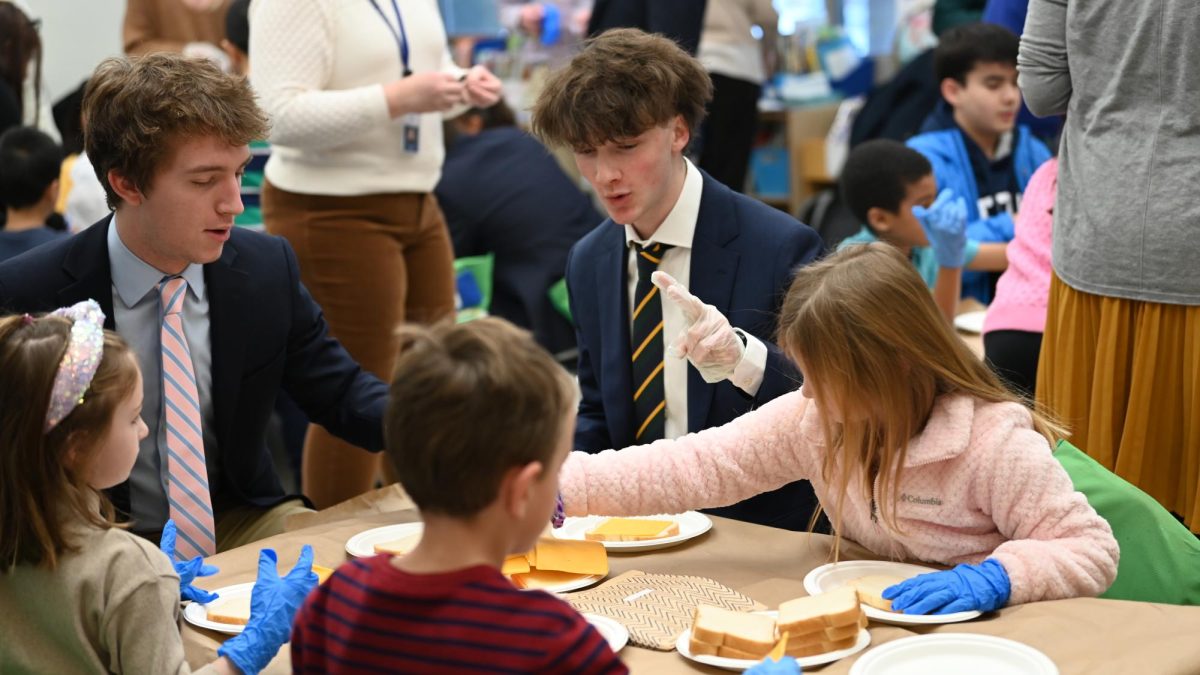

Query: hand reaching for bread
882,558,1011,614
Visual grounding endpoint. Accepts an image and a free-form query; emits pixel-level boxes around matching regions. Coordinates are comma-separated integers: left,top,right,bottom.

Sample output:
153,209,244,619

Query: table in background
183,507,1200,674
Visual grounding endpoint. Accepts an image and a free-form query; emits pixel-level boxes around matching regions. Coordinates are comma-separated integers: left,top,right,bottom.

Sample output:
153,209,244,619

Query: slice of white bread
584,518,680,542
787,613,866,645
776,587,862,636
844,575,907,612
784,632,860,659
691,605,776,657
373,533,421,556
205,595,251,625
688,637,720,657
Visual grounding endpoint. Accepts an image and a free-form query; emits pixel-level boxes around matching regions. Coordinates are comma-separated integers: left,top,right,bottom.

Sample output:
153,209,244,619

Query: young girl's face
84,363,147,490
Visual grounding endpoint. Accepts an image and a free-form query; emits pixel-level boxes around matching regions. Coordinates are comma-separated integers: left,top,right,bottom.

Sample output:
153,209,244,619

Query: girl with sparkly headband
0,301,315,674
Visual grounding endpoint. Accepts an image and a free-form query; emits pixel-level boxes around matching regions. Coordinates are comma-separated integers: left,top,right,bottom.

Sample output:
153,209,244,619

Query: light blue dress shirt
107,218,219,535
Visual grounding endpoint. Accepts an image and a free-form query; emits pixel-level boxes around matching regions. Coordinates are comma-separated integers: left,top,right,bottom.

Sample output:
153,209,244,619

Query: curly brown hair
530,28,712,151
82,53,269,208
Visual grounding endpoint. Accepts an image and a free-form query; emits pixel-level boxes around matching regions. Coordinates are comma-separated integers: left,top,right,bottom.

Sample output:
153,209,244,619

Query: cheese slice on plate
585,517,679,542
533,538,608,575
206,595,251,625
501,554,532,576
312,564,335,584
511,569,590,590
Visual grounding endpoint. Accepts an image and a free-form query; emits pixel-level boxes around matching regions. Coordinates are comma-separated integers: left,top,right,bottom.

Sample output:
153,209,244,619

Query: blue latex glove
883,558,1012,615
159,519,220,604
912,188,968,268
540,3,561,45
218,546,319,675
746,656,802,674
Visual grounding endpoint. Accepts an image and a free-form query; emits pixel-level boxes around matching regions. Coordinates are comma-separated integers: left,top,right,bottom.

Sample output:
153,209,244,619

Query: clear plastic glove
218,546,319,674
464,65,503,108
912,188,968,268
746,656,802,674
652,271,745,384
883,558,1012,615
182,41,232,73
159,519,220,604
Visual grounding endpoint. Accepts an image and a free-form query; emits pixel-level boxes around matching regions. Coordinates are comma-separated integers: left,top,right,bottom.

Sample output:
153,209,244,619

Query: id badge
402,113,420,153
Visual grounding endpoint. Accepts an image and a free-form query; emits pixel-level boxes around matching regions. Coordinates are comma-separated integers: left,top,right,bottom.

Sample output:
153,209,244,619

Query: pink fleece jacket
983,159,1057,335
561,390,1118,606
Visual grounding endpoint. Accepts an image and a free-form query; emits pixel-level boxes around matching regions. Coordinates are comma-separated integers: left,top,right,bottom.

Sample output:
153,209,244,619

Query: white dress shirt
623,158,767,440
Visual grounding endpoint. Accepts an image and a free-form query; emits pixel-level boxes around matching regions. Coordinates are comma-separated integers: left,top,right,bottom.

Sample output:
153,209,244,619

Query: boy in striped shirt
290,318,626,674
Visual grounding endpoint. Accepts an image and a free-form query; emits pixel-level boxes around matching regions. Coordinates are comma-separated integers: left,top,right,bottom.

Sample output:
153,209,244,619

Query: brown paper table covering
184,506,1200,674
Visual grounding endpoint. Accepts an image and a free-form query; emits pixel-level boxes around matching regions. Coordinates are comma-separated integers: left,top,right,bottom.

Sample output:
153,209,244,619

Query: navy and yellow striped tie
631,242,672,442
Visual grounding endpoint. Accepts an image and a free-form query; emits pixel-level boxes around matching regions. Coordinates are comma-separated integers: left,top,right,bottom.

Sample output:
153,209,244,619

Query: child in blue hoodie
907,22,1051,303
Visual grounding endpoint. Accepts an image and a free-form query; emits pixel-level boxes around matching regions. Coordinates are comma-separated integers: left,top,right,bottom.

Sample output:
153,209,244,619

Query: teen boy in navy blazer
532,29,822,530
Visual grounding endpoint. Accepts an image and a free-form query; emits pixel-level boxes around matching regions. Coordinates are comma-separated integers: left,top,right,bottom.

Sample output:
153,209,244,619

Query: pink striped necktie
160,276,216,559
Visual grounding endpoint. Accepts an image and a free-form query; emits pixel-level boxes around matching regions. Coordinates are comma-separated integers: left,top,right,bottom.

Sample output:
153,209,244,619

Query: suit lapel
205,242,249,452
595,228,636,448
687,174,740,432
59,216,117,330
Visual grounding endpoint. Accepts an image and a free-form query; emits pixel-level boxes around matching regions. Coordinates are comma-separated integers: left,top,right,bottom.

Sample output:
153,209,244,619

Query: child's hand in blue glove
912,188,969,268
883,558,1011,615
158,519,219,604
746,655,802,674
218,546,319,674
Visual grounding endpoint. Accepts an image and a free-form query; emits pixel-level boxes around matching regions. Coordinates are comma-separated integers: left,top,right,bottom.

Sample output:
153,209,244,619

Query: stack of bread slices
689,587,865,660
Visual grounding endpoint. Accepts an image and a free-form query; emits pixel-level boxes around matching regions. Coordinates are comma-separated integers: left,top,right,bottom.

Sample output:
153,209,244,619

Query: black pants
698,73,761,193
984,329,1043,398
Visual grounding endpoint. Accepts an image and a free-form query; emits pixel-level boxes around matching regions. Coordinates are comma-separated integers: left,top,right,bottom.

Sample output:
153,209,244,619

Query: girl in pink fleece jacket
561,243,1118,613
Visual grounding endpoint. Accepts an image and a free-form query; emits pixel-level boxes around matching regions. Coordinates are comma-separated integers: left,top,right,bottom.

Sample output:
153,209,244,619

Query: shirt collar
107,213,207,307
623,157,703,250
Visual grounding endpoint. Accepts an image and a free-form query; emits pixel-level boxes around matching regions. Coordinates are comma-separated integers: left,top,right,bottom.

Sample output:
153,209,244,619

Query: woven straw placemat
566,570,765,650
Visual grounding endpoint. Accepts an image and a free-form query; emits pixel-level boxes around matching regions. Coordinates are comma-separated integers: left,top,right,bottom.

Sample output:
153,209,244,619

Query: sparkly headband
44,300,106,432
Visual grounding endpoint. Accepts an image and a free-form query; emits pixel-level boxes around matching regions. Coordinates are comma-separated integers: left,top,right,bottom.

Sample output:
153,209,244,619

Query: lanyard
368,0,412,76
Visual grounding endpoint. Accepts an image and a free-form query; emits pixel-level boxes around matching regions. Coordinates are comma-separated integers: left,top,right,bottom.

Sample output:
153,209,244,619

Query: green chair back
1054,439,1200,605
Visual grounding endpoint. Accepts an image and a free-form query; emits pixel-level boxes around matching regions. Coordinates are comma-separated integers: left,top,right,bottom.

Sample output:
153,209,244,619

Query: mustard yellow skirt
1037,273,1200,531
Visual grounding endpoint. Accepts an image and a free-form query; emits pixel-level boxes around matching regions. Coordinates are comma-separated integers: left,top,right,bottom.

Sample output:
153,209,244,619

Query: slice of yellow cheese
584,517,679,541
312,564,335,584
532,538,608,575
511,569,589,590
500,554,532,575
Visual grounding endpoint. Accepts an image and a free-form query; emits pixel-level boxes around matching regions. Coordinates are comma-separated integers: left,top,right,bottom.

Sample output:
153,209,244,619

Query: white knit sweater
250,0,462,196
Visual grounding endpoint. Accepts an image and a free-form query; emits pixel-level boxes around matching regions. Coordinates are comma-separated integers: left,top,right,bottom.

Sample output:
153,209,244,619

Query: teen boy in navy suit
0,55,387,551
531,29,822,530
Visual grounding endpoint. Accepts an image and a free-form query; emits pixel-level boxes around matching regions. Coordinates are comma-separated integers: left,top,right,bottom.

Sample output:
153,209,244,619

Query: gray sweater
1018,0,1200,305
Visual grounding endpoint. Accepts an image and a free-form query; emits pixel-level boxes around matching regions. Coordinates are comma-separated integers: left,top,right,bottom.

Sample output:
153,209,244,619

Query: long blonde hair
778,244,1064,540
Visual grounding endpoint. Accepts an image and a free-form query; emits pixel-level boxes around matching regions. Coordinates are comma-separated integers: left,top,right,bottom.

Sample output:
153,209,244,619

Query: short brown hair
385,319,576,517
531,28,712,151
0,315,140,571
82,53,270,208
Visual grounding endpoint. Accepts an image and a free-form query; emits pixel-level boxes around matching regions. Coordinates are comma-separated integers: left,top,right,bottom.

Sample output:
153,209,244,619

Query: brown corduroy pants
262,181,456,509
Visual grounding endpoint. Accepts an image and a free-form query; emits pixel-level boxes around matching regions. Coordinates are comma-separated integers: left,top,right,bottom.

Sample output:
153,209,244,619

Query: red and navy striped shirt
291,554,628,674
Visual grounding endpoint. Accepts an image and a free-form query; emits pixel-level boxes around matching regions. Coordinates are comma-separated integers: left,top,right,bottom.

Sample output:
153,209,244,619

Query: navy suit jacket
587,0,707,54
566,171,823,530
0,218,387,518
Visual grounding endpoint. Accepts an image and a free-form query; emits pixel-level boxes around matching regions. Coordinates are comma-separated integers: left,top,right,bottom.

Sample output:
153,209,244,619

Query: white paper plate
677,617,870,672
182,583,254,635
346,522,603,593
584,613,630,653
551,512,713,552
803,561,982,625
345,522,424,559
954,310,987,334
849,633,1058,675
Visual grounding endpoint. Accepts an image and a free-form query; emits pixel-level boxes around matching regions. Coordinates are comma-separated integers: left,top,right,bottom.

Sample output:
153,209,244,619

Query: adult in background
251,0,501,508
587,0,707,55
1020,0,1200,531
695,0,777,193
0,54,389,552
124,0,229,67
436,100,601,360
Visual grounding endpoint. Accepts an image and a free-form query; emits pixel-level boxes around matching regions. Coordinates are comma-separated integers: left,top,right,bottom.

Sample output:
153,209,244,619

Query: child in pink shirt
983,158,1057,396
561,243,1117,613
